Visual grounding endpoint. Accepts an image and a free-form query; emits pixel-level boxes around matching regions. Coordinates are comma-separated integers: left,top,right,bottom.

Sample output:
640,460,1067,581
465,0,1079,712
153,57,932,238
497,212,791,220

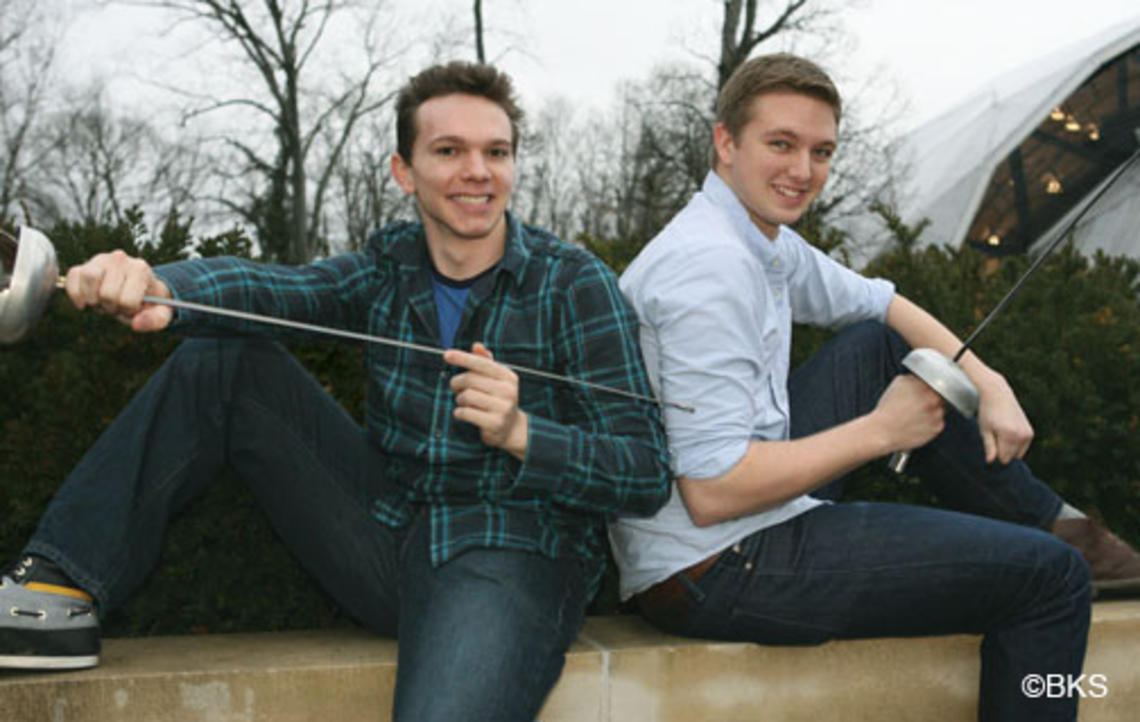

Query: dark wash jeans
638,322,1091,722
26,338,588,721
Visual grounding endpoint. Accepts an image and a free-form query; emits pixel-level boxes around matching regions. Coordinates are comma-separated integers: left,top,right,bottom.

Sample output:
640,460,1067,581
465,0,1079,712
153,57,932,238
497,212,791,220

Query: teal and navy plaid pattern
155,215,671,591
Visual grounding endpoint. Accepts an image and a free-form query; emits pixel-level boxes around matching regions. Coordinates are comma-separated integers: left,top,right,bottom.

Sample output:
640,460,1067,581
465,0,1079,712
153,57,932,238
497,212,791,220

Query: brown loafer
1052,517,1140,597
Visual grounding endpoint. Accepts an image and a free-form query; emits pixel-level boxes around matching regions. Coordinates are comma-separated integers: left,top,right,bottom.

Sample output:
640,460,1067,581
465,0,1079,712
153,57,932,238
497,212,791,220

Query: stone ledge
2,601,1137,721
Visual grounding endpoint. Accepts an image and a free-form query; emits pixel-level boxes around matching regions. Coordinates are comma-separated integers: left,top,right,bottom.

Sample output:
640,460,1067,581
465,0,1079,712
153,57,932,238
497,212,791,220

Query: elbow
688,507,722,529
678,477,730,528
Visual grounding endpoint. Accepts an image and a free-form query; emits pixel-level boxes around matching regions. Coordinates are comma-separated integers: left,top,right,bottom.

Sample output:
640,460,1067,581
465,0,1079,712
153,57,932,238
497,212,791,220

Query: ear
712,123,736,169
391,152,415,195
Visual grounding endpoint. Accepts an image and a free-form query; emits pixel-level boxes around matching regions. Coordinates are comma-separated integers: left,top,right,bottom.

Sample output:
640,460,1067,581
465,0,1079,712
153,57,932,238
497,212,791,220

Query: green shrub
816,224,1140,547
3,209,1138,635
1,212,359,635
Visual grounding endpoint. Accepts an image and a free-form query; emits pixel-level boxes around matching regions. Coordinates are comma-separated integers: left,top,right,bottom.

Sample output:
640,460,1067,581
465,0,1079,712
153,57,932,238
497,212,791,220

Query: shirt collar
496,213,531,286
700,171,783,259
371,212,530,286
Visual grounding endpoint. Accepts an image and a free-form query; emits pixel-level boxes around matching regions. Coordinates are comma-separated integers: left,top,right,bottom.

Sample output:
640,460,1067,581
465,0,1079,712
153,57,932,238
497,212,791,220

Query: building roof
880,16,1140,261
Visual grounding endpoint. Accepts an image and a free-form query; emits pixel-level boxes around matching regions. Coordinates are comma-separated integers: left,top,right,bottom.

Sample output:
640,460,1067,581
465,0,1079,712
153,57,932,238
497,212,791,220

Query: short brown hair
716,53,842,141
395,61,524,163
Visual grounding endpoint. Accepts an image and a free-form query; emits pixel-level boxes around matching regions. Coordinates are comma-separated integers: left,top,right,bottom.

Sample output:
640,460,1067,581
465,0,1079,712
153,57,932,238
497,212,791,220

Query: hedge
2,211,1137,634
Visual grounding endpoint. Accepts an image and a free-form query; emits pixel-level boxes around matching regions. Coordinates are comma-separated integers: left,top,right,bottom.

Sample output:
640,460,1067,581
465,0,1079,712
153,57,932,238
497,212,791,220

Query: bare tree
534,0,897,267
26,90,209,230
718,0,824,91
152,0,398,262
0,0,58,224
514,98,590,240
331,113,411,250
473,0,486,63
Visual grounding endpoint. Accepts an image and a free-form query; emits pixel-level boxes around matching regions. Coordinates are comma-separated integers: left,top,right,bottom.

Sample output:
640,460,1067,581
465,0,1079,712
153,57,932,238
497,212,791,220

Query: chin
450,220,501,241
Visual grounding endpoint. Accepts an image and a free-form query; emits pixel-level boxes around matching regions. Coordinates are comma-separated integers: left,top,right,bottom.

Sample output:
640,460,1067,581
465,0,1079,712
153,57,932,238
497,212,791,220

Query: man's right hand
65,250,174,332
872,374,946,453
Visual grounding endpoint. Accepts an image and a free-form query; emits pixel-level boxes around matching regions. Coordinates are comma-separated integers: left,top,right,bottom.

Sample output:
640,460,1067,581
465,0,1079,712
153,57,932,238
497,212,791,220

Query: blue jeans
640,322,1091,722
27,338,588,721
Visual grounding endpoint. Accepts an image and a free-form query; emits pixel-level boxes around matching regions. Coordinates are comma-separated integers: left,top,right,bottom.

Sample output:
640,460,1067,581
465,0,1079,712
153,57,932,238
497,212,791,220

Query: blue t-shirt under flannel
430,263,497,349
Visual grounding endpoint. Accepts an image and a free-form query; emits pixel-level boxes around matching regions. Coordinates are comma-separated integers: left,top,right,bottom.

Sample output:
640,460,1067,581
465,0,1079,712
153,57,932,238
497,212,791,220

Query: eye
813,147,834,161
489,147,512,159
435,146,457,156
769,139,791,151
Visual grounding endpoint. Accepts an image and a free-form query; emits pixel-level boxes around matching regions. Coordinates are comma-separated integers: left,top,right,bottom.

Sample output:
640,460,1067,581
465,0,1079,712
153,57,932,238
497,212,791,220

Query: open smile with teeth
454,194,493,205
774,185,807,200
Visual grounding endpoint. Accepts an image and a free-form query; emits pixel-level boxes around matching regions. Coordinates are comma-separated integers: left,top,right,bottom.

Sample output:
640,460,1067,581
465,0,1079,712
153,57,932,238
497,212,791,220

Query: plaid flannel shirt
155,215,671,592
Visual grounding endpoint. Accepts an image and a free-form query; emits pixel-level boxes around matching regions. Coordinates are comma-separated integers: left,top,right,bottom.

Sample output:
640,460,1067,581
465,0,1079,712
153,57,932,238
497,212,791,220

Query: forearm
678,413,894,526
885,294,1004,393
884,293,1032,463
155,256,370,336
519,412,671,517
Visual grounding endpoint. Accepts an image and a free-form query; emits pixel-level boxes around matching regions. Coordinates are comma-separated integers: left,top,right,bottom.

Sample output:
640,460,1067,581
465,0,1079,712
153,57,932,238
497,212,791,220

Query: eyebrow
762,128,837,147
426,135,512,147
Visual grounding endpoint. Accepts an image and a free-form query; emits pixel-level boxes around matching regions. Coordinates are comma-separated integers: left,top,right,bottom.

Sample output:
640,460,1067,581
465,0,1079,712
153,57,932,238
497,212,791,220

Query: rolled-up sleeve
788,242,895,328
628,243,769,480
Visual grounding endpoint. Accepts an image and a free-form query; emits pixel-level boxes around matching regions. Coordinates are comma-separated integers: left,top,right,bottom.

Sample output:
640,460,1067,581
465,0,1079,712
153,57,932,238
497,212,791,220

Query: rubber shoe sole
0,652,98,669
0,575,101,670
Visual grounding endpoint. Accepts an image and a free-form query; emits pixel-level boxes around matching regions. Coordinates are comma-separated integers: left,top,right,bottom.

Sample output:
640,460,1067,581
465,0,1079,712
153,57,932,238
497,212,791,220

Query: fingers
131,304,174,333
982,419,1034,465
982,430,998,465
443,343,528,457
876,375,947,452
976,378,1035,465
443,342,506,377
448,362,519,415
452,391,509,428
65,250,172,332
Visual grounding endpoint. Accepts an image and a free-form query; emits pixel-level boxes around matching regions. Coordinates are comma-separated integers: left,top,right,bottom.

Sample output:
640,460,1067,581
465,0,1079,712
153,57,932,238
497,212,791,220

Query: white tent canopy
860,16,1140,264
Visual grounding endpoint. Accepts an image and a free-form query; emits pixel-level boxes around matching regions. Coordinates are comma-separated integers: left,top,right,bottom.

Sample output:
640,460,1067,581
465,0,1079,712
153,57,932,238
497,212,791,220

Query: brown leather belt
634,550,724,615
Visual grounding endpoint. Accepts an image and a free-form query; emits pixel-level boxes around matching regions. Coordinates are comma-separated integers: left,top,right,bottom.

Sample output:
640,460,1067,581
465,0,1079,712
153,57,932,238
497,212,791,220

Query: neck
714,167,779,241
425,218,507,280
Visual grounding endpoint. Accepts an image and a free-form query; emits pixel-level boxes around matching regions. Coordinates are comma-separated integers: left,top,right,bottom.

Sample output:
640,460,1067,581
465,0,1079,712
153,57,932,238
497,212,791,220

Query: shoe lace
8,605,94,619
8,607,47,620
5,555,33,580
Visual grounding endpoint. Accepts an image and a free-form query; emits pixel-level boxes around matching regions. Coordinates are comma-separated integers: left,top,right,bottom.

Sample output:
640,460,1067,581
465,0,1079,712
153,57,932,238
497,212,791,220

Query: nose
787,149,812,181
461,151,491,180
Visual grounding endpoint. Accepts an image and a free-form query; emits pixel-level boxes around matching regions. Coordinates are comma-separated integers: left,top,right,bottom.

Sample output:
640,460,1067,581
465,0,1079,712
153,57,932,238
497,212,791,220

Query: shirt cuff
869,277,897,321
509,414,574,497
152,264,193,327
672,435,750,480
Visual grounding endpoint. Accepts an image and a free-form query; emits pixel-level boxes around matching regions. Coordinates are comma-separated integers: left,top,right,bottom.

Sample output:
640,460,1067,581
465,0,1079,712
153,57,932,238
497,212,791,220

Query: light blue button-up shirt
609,172,896,599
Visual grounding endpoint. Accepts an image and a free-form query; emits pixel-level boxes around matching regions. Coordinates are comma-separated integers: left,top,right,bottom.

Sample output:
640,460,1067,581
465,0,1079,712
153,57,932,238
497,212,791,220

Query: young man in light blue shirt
610,53,1140,721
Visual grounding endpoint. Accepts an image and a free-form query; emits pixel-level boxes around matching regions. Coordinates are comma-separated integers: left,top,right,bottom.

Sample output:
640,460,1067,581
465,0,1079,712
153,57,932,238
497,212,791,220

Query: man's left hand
976,370,1034,465
445,342,529,460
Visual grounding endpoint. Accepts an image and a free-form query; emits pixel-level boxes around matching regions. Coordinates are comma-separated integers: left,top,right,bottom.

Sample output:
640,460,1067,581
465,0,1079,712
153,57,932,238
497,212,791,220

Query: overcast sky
57,0,1140,133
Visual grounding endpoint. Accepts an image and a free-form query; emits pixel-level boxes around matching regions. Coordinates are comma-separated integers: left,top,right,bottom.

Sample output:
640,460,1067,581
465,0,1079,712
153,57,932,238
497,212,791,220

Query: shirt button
435,430,443,439
744,562,754,571
439,370,448,379
732,544,742,554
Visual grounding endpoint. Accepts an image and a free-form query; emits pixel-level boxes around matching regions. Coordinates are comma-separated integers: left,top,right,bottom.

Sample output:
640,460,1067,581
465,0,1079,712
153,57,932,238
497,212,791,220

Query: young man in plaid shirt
0,62,670,720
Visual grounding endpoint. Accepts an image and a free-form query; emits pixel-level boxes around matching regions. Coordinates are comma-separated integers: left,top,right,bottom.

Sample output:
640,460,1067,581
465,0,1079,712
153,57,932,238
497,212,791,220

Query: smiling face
712,90,837,239
391,93,515,255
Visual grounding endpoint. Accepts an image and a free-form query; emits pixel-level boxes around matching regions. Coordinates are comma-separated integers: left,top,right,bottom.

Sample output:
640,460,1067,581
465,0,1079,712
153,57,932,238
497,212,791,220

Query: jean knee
1046,536,1092,602
835,320,910,367
169,337,288,375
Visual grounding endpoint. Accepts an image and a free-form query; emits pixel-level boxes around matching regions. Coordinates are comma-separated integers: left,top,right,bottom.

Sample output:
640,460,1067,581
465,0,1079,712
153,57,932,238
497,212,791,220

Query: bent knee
834,319,910,365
